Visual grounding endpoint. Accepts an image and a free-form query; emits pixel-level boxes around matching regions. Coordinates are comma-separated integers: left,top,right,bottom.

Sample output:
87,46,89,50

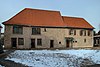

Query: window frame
44,28,46,32
13,26,23,34
80,30,83,36
37,38,42,46
32,27,41,35
18,38,24,45
84,39,86,43
88,30,91,36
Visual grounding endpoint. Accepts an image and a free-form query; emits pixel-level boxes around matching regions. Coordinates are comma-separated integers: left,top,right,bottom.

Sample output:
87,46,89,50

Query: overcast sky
0,0,100,32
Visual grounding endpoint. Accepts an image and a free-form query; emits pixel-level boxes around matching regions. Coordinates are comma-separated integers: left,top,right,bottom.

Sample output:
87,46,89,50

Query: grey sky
0,0,100,32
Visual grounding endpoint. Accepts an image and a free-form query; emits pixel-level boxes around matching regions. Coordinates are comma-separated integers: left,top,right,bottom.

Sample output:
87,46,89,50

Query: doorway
31,39,35,48
66,40,70,47
50,40,54,48
11,38,17,48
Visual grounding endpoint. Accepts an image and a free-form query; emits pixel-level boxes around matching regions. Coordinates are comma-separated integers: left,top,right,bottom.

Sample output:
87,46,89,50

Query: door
11,38,17,48
50,40,54,48
66,40,69,47
31,39,35,48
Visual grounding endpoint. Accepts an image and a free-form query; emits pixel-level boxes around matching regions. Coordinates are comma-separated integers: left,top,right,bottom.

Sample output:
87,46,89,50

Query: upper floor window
32,27,41,35
88,30,92,36
69,29,76,35
80,30,83,36
44,28,46,32
80,30,86,36
84,30,86,36
13,26,23,34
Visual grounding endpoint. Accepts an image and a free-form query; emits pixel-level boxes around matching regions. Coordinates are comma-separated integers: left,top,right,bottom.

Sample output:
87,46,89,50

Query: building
0,25,2,42
94,31,100,47
3,8,94,49
0,25,4,53
1,33,4,45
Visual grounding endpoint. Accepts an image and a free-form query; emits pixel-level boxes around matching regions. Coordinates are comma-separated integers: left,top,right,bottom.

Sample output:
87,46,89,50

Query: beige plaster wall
4,25,93,49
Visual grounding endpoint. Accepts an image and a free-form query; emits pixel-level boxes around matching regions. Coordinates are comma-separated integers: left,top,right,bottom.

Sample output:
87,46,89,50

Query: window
69,29,76,35
75,41,77,43
13,26,23,34
59,42,61,44
44,28,46,32
88,30,91,36
69,29,73,35
18,38,24,45
84,39,86,43
32,28,41,35
37,39,42,46
74,30,76,35
80,30,83,36
84,30,86,36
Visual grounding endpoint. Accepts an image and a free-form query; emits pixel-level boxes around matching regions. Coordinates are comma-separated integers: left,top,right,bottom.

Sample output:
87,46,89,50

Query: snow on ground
0,65,4,67
6,49,100,67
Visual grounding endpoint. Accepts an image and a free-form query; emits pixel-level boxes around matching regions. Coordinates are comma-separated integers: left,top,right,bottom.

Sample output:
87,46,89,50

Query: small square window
75,41,77,43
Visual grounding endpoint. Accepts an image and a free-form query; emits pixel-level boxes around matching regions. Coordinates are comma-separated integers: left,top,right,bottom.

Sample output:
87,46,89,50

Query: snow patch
6,49,100,67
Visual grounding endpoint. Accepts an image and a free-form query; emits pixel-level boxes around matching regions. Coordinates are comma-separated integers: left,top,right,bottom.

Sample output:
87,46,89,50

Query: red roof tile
3,8,65,27
62,16,94,29
3,8,94,29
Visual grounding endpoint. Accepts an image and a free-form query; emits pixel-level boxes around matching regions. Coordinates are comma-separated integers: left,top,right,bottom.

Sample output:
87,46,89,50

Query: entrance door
50,40,54,48
66,40,70,47
11,38,17,48
31,39,35,48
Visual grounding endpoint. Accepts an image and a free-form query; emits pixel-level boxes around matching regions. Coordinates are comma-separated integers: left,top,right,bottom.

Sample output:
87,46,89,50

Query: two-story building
3,8,94,49
94,31,100,47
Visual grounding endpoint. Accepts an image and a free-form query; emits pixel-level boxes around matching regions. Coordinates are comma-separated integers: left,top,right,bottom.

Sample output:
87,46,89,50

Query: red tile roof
62,16,94,29
3,8,65,27
3,8,94,29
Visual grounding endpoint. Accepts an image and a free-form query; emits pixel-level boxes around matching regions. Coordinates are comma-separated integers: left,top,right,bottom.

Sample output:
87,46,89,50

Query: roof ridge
62,16,83,19
24,8,60,12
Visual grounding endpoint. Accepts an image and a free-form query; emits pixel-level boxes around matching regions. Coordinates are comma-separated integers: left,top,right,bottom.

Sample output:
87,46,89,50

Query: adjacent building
94,31,100,47
0,25,2,41
3,8,94,49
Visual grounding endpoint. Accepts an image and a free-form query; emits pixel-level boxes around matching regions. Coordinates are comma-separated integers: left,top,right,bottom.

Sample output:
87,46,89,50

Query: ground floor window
37,39,42,46
18,38,24,45
84,39,86,43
